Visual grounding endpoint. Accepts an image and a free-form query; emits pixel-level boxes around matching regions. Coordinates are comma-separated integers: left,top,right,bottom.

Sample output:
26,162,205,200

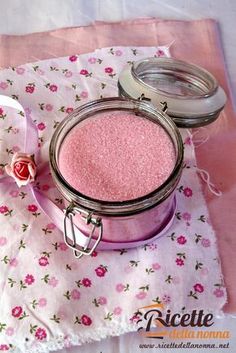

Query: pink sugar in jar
50,98,183,258
50,58,226,259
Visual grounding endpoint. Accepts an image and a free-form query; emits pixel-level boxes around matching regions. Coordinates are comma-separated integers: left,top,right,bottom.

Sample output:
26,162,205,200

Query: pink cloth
0,18,235,314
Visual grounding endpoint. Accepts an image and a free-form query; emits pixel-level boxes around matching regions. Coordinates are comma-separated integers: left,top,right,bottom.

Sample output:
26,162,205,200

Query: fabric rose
193,283,204,293
11,306,23,318
81,314,92,326
5,152,36,187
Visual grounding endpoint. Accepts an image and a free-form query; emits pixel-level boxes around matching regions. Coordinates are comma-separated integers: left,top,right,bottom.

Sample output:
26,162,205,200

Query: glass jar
49,98,183,258
49,57,226,259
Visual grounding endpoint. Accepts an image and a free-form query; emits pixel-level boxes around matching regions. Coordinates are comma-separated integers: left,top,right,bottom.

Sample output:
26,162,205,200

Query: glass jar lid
118,57,227,128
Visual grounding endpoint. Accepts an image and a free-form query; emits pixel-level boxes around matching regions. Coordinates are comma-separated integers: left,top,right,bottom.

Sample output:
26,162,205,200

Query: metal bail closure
63,203,103,259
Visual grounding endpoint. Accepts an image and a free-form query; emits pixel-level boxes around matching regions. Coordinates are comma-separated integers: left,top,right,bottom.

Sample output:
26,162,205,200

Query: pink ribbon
0,95,175,253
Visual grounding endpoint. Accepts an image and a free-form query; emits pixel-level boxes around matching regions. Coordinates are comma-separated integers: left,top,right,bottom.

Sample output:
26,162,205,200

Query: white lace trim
11,322,137,353
11,311,236,353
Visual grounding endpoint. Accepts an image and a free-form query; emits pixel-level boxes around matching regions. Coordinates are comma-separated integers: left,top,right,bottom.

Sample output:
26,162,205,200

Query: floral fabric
0,46,226,353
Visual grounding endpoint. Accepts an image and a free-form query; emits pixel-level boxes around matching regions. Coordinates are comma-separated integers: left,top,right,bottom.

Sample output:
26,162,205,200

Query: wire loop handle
64,203,103,259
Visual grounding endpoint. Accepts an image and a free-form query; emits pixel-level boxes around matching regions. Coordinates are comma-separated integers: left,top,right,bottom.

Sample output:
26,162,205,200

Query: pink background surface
0,18,235,313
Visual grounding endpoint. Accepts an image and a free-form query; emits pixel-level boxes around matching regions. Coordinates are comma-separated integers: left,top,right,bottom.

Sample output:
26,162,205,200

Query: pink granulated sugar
58,111,176,201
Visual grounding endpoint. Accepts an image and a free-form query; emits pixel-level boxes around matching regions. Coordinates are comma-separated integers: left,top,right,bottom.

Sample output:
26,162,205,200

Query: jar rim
131,57,218,100
49,97,184,216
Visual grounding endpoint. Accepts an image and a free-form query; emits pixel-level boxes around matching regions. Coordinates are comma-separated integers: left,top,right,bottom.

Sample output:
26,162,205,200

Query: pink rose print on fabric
24,107,32,116
88,57,97,64
71,289,81,300
136,292,147,300
162,294,171,304
80,69,89,75
47,223,56,230
49,277,58,287
66,107,74,114
116,283,125,292
69,55,77,62
98,296,107,305
35,327,47,340
0,108,6,119
37,69,45,75
0,81,9,90
24,274,35,285
148,243,158,250
95,265,107,277
177,235,187,245
80,91,88,98
113,306,122,315
57,309,67,320
156,49,165,57
81,315,92,326
193,283,204,293
6,327,14,336
201,238,211,247
25,84,35,94
37,122,46,131
152,263,161,270
9,258,18,267
65,70,73,78
172,276,180,284
38,257,49,266
91,251,98,257
104,67,113,74
124,265,133,274
16,67,25,75
115,49,123,56
130,314,141,323
0,206,11,216
175,258,184,266
38,298,47,307
59,242,67,251
188,283,204,299
0,205,12,217
82,278,92,287
11,306,23,318
182,212,191,221
45,104,53,111
12,146,20,153
213,288,224,298
0,206,8,214
0,344,9,350
49,84,58,92
183,187,193,197
0,237,7,246
27,204,38,212
5,152,36,187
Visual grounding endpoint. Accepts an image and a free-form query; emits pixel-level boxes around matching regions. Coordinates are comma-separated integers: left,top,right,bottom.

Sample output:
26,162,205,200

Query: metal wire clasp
160,101,168,113
63,203,103,259
137,93,151,102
